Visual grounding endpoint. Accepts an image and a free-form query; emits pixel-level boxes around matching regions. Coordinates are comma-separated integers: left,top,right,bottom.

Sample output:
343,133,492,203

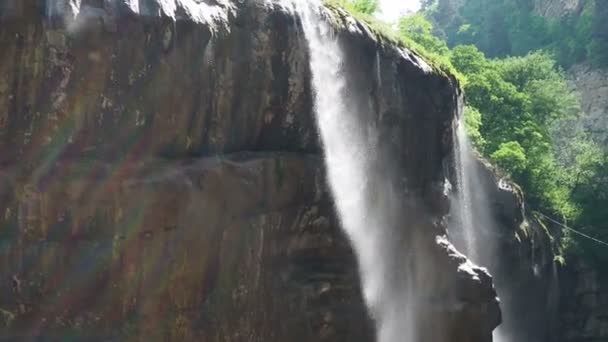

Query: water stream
450,118,553,342
293,1,416,341
451,120,508,340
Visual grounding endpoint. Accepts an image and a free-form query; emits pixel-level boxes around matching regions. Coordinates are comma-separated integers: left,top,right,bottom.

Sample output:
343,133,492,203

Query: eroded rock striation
0,0,499,340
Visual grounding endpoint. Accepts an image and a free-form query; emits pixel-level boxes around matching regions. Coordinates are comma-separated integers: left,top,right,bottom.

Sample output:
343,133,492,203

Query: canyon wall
531,0,582,17
0,0,499,340
569,64,608,147
559,257,608,342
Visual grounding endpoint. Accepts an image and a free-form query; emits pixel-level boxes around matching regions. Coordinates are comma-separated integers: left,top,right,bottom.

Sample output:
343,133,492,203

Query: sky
378,0,421,22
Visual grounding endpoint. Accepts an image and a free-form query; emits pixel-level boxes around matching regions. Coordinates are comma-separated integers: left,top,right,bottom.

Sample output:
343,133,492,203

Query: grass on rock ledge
323,0,465,84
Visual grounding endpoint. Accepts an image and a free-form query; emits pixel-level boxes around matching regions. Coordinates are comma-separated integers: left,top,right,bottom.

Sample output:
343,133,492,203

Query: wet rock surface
559,258,608,342
0,0,499,340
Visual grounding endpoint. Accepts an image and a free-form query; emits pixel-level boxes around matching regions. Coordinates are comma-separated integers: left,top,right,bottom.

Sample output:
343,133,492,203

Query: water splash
293,1,416,341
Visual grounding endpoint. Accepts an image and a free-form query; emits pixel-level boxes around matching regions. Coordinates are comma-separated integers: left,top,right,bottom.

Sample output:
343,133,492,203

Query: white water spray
452,120,508,340
293,1,416,341
452,122,480,261
452,119,542,342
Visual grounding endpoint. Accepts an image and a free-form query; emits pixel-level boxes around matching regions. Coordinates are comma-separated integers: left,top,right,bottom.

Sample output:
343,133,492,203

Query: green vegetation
325,0,379,16
421,0,608,263
450,46,584,225
348,0,378,15
491,142,527,176
426,0,608,68
330,0,608,264
324,0,464,81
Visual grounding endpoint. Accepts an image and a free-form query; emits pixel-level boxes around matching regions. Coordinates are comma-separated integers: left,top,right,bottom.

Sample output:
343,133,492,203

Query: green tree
399,13,450,55
347,0,378,15
464,106,485,150
491,141,527,176
429,0,608,69
568,150,608,262
450,45,488,75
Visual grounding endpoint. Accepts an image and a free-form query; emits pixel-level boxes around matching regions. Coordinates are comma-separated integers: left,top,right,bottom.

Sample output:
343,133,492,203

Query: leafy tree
450,45,488,75
464,106,485,149
568,149,608,262
347,0,378,15
429,0,608,69
496,53,579,125
399,13,450,55
491,141,527,176
397,13,464,80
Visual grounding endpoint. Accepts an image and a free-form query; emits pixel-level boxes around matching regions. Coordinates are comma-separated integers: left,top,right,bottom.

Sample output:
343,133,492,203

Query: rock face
559,258,608,342
569,64,608,146
532,0,583,17
0,0,500,340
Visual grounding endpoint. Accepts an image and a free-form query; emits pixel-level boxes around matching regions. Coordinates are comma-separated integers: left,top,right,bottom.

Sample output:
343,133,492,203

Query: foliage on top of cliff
342,0,379,15
323,0,464,83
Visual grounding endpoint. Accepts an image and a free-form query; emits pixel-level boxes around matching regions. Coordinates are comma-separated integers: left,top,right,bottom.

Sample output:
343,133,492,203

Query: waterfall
451,120,507,340
452,120,523,342
293,1,416,341
452,122,479,261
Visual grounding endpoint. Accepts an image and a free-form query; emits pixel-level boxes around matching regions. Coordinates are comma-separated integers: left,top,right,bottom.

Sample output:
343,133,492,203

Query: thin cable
535,211,608,248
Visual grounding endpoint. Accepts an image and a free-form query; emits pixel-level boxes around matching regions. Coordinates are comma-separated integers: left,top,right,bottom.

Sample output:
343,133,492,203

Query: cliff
531,0,583,17
569,64,608,147
559,257,608,342
0,0,499,341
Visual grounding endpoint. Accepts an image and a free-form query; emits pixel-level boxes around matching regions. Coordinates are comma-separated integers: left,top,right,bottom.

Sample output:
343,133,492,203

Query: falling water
452,119,508,340
452,122,480,261
293,1,415,341
452,119,541,342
